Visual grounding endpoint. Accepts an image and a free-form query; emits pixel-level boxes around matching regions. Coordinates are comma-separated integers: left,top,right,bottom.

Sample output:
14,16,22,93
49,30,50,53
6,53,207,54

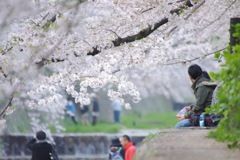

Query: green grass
63,121,121,133
53,111,179,133
121,112,179,129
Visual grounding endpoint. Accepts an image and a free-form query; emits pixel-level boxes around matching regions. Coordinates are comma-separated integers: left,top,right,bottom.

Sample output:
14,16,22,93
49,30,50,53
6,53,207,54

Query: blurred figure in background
26,130,59,160
81,104,90,125
119,135,136,160
91,94,100,126
109,138,125,160
65,97,77,124
111,100,122,124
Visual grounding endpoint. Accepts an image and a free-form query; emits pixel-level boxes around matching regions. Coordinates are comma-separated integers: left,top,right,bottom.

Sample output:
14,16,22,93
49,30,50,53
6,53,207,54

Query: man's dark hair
36,130,46,140
188,64,203,80
67,97,72,101
122,135,131,142
202,71,211,80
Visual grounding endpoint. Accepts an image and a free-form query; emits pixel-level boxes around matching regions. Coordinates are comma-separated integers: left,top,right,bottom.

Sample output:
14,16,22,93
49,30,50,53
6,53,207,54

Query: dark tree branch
170,0,194,14
41,12,50,22
0,67,7,78
43,14,57,30
0,97,13,119
87,17,168,56
141,7,155,14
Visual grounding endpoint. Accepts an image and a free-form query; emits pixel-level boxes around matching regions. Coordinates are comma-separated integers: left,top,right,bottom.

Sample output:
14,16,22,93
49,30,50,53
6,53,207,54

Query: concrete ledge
0,155,108,160
0,134,145,158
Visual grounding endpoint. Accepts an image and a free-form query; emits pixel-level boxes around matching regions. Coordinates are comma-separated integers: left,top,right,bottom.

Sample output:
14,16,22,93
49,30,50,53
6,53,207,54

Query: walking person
26,130,59,160
91,94,100,126
81,104,90,125
119,135,136,160
111,100,122,123
65,97,78,124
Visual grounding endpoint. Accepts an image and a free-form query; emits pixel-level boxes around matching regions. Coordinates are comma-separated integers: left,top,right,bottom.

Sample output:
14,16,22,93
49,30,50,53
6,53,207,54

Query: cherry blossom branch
87,17,169,56
85,0,201,56
197,0,237,33
0,97,13,119
162,47,226,65
106,29,121,38
141,7,155,14
32,13,50,27
184,0,205,20
39,0,202,62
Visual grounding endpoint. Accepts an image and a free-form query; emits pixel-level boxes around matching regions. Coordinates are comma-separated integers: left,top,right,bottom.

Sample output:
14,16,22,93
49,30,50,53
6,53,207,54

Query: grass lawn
55,111,179,133
62,121,121,133
122,112,179,129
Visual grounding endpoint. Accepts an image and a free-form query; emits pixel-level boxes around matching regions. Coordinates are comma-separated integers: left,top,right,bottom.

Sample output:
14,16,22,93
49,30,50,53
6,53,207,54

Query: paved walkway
135,128,240,160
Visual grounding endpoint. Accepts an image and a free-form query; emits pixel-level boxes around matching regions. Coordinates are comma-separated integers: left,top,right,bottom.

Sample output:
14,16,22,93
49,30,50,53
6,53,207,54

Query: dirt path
135,128,240,160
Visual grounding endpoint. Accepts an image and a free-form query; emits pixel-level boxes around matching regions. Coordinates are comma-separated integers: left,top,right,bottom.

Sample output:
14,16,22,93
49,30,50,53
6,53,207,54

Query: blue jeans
114,111,120,123
175,119,191,129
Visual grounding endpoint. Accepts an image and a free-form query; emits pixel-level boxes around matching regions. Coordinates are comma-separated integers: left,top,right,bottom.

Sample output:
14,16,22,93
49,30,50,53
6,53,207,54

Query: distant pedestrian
65,97,77,124
109,138,125,160
26,130,59,160
119,135,136,160
91,94,100,126
81,104,89,125
111,100,122,123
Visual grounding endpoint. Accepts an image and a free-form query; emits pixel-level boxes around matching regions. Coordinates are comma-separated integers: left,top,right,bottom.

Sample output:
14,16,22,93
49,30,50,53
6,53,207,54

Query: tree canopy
0,0,239,132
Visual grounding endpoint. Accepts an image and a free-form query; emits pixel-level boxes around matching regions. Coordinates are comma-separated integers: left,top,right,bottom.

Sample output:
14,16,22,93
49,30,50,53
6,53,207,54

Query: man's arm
185,86,210,118
26,138,36,151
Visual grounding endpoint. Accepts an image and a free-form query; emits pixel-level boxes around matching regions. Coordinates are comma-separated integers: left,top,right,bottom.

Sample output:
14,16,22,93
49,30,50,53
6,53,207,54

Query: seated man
176,64,214,128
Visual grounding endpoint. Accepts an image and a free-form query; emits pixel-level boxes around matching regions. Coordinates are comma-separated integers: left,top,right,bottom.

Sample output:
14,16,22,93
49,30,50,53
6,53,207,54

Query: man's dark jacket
185,75,214,118
27,138,54,160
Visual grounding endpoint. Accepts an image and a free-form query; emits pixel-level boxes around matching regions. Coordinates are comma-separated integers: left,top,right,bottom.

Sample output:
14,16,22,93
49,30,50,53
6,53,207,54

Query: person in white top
111,100,122,123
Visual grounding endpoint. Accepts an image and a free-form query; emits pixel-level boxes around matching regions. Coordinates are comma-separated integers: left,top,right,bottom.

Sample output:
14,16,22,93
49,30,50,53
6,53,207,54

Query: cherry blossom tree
0,0,239,132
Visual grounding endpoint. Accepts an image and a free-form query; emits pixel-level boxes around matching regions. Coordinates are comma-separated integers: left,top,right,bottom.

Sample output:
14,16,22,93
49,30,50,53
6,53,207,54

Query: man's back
192,76,214,112
27,139,53,160
124,142,136,160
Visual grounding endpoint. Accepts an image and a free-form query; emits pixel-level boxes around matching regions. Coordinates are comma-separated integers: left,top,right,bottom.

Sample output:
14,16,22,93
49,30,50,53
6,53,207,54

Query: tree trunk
230,18,240,53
